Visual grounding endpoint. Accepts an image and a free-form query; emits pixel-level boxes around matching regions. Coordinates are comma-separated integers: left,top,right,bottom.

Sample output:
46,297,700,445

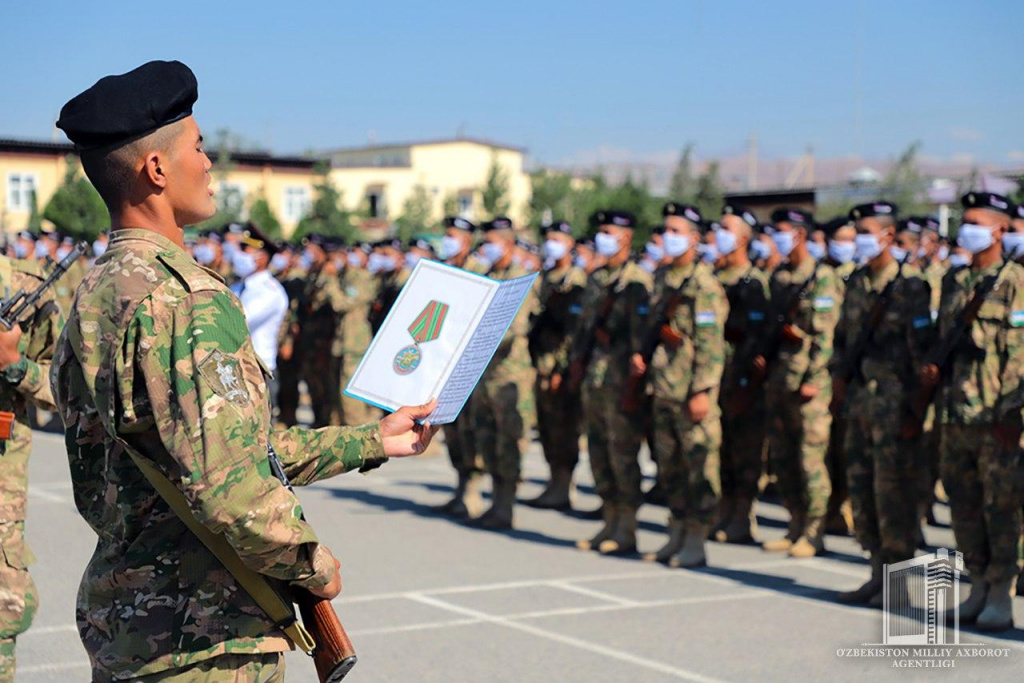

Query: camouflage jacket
368,268,410,334
482,261,538,385
53,257,88,328
274,268,307,353
649,261,728,403
50,230,389,679
922,258,948,319
334,267,376,359
0,255,63,528
767,257,842,393
529,264,588,377
935,258,1024,426
834,260,934,393
716,263,770,393
298,264,339,357
571,261,653,390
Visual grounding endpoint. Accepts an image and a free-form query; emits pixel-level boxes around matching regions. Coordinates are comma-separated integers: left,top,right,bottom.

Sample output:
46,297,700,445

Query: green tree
668,143,697,201
248,193,282,239
42,158,109,240
528,169,574,228
196,129,244,230
394,185,435,241
441,192,459,218
694,161,725,220
481,155,510,218
880,142,930,215
26,190,43,232
292,161,355,241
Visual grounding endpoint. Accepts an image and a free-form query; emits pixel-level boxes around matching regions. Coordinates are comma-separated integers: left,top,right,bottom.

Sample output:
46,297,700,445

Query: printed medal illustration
394,300,450,375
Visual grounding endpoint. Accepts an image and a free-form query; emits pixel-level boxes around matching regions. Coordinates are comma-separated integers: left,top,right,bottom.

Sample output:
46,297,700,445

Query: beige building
0,139,75,233
325,137,531,228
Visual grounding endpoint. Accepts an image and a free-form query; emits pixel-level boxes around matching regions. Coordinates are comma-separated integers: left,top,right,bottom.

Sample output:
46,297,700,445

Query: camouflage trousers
303,350,341,427
338,353,380,426
653,398,722,525
844,381,919,565
0,521,38,683
719,386,766,501
134,653,284,682
765,383,832,519
534,376,581,473
939,423,1024,585
274,354,301,427
443,398,480,477
583,384,645,509
473,374,535,483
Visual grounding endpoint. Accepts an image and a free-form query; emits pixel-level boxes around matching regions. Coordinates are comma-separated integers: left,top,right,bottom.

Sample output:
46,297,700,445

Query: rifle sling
124,448,318,655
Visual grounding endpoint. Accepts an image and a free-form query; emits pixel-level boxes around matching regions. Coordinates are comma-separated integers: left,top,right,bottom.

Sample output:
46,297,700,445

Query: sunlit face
163,117,215,226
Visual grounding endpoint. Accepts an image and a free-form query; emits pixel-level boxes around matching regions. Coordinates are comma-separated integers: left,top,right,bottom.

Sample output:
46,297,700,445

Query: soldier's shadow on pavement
324,486,580,550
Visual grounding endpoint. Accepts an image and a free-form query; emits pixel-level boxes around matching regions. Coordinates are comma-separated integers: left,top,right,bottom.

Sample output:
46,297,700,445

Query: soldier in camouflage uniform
571,210,653,555
273,245,307,427
52,60,437,681
832,203,935,605
297,234,344,427
524,221,587,510
633,203,727,568
433,217,489,519
0,255,63,682
925,192,1024,631
759,208,842,558
335,247,380,425
52,236,89,324
468,217,538,530
367,239,410,335
711,204,771,544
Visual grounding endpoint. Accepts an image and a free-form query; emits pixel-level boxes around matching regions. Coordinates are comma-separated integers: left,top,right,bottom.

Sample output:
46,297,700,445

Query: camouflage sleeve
271,422,386,486
627,281,652,357
554,280,587,371
12,293,63,410
803,270,842,387
312,272,346,313
995,274,1024,424
690,279,728,395
832,286,850,376
128,289,336,590
904,276,936,375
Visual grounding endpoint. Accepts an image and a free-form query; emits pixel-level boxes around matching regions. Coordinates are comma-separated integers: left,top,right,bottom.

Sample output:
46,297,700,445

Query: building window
366,188,386,219
283,186,311,222
6,173,38,212
457,191,474,218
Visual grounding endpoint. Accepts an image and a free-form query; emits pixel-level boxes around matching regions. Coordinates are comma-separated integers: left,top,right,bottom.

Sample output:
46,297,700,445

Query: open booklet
343,259,538,425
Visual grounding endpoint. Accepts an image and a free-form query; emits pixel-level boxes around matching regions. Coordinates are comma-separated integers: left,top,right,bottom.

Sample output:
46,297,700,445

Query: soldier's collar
109,228,188,256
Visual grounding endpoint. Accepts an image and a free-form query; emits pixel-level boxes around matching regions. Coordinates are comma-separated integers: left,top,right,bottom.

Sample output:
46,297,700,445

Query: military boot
472,478,516,530
837,557,883,605
710,496,734,540
976,579,1015,632
762,511,805,552
789,516,825,558
670,521,710,569
598,505,638,555
715,497,758,544
950,581,988,624
577,504,618,551
522,468,574,511
432,472,481,519
643,516,686,563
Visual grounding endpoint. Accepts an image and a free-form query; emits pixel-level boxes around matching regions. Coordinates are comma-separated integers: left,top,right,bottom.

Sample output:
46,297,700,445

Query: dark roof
323,136,526,155
0,137,316,169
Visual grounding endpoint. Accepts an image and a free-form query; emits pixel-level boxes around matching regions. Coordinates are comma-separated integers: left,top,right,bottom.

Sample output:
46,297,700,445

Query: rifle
268,447,358,682
907,256,1013,435
832,256,907,415
568,274,624,391
0,242,87,329
527,281,571,364
621,283,688,414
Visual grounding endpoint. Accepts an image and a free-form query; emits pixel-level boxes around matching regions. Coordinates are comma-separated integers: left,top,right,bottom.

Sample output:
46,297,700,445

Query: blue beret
57,60,198,151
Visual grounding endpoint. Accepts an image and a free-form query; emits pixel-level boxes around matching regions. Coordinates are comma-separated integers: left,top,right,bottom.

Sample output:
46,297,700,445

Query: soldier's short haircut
80,119,185,209
875,215,897,231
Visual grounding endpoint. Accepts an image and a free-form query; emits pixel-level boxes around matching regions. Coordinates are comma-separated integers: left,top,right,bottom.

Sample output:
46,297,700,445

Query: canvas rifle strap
125,448,317,654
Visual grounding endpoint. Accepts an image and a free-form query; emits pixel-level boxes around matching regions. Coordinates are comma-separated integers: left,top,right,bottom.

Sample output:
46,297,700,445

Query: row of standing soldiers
427,194,1024,633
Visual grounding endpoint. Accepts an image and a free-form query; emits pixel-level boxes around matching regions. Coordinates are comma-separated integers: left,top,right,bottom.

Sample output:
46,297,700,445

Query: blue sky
2,0,1022,166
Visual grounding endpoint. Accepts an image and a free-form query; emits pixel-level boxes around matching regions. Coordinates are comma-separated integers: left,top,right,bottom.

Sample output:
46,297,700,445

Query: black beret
374,238,404,251
516,239,540,254
770,208,814,227
595,210,637,229
962,191,1014,217
412,239,436,255
481,216,514,232
901,216,938,234
849,202,898,221
303,233,328,248
57,60,198,151
820,217,852,236
663,202,702,224
722,203,758,228
15,231,35,242
241,224,281,256
545,220,573,236
443,216,477,232
652,225,666,236
199,230,223,244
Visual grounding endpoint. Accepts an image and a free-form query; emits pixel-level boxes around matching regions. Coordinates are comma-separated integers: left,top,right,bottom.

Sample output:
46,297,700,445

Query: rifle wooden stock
295,590,358,683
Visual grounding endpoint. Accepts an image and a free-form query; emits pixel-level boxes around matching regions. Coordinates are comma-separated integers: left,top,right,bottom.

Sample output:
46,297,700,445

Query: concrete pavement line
546,580,642,606
407,593,729,683
350,617,483,637
506,591,768,622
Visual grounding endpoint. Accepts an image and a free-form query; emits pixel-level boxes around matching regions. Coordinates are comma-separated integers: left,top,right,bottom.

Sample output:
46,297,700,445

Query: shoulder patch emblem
198,349,251,406
812,296,835,311
1010,310,1024,328
695,311,717,327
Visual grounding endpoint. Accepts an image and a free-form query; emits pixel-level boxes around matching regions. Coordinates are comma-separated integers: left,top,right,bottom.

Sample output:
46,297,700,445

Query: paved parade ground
17,427,1024,682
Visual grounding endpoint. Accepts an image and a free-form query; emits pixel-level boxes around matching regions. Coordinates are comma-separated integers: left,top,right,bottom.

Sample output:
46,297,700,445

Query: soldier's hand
687,391,710,422
309,555,343,600
550,372,563,393
380,399,440,457
919,363,940,389
0,323,23,370
798,383,818,404
994,422,1023,451
629,353,646,378
279,340,293,362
